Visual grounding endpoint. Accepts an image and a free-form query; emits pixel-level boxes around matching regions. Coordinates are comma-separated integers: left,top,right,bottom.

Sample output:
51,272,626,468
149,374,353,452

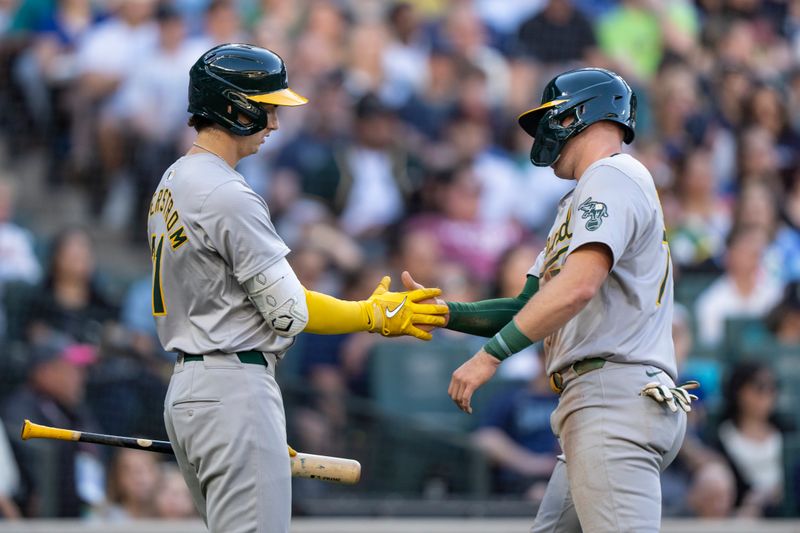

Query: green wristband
484,320,533,361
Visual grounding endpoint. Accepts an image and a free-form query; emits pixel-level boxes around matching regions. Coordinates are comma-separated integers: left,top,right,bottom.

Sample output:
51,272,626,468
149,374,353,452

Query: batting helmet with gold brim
518,68,636,167
188,43,308,136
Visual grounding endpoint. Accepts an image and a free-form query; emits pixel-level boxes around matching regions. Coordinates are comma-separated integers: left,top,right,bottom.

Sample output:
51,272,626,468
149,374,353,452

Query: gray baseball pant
531,361,687,533
164,352,290,533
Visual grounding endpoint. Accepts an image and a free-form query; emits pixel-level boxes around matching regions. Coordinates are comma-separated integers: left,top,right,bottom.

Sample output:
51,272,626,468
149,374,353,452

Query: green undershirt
445,275,539,338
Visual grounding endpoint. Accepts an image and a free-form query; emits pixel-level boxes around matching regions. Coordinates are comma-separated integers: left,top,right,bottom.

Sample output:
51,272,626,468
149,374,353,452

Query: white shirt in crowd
340,148,404,236
694,270,783,347
0,223,40,285
718,419,783,494
0,424,19,499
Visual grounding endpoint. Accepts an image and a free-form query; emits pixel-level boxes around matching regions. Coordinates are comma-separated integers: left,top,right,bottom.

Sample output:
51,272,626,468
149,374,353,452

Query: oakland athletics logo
578,197,608,231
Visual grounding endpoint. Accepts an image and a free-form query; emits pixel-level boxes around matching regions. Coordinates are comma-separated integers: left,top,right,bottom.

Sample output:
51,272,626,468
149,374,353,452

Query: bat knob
21,420,32,440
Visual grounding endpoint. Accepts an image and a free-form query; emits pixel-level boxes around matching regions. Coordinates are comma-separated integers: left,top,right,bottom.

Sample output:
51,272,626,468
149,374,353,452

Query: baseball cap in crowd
355,93,394,120
28,334,98,370
155,3,181,22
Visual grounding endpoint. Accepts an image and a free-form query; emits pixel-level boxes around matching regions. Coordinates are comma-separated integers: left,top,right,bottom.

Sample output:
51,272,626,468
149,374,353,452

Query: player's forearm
446,299,526,337
484,247,609,360
513,272,595,343
446,276,539,338
303,289,370,334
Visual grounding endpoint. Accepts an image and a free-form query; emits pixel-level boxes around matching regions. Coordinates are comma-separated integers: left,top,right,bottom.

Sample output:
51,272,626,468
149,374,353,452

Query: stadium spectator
390,228,442,290
770,173,800,282
190,0,246,51
516,0,598,67
474,0,542,45
441,112,518,226
120,277,167,362
506,125,574,235
19,227,117,345
686,461,737,518
472,351,559,501
1,334,103,517
714,361,786,517
70,0,158,214
694,225,783,347
650,63,707,162
93,448,159,521
272,72,352,211
337,93,419,239
153,464,195,520
766,281,800,344
380,2,429,107
0,423,20,518
595,0,699,83
0,176,41,341
0,177,41,286
84,323,170,441
439,3,510,106
492,244,543,381
662,304,733,517
734,181,780,240
113,4,198,238
13,0,105,184
745,83,800,177
400,46,458,143
668,148,732,272
0,1,19,34
737,126,782,190
407,164,523,283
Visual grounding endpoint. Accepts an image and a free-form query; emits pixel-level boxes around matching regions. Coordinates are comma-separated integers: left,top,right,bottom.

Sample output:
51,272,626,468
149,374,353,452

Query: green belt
549,357,606,394
181,350,268,367
572,357,606,375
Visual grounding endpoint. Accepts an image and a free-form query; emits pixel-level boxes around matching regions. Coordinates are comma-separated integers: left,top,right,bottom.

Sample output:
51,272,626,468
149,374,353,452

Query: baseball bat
21,419,360,485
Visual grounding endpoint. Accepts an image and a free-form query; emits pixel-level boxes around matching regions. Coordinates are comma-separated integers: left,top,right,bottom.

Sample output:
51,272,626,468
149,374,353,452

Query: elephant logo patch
578,197,608,231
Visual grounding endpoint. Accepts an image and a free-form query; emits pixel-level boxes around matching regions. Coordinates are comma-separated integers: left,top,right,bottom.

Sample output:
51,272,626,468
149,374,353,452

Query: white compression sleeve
242,258,309,337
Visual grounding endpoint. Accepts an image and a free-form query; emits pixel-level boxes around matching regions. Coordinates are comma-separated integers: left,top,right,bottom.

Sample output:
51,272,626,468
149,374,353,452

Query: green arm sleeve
445,275,539,338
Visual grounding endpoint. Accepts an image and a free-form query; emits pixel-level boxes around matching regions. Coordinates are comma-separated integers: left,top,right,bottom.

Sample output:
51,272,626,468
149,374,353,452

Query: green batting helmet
188,43,308,136
518,68,636,167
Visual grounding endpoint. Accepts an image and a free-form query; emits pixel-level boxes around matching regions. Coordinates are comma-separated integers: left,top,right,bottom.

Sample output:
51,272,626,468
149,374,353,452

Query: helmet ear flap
222,90,268,135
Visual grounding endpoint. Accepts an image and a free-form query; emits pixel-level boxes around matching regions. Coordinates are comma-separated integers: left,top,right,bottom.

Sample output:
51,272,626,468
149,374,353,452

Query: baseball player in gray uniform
147,44,447,533
404,68,698,532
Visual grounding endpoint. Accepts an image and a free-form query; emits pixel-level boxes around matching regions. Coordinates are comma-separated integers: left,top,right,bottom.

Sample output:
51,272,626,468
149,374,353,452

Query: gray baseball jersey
528,153,676,380
147,152,292,356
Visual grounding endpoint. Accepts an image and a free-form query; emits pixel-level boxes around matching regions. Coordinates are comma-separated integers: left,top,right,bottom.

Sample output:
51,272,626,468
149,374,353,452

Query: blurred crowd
0,0,799,521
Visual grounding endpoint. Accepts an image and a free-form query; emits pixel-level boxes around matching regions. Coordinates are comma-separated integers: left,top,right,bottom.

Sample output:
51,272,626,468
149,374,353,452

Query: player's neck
188,130,240,168
571,124,624,181
573,141,623,181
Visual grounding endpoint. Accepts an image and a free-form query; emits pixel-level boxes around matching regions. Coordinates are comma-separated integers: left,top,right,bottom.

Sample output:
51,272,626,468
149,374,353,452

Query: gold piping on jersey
657,229,671,307
151,234,167,316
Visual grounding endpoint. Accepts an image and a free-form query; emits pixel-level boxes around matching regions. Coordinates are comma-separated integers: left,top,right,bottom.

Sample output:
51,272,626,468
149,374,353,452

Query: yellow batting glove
360,276,449,341
288,445,298,457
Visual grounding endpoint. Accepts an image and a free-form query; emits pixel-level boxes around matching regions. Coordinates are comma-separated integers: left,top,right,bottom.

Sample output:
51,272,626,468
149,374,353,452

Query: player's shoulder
160,154,251,209
580,153,655,198
172,154,245,189
584,153,650,180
